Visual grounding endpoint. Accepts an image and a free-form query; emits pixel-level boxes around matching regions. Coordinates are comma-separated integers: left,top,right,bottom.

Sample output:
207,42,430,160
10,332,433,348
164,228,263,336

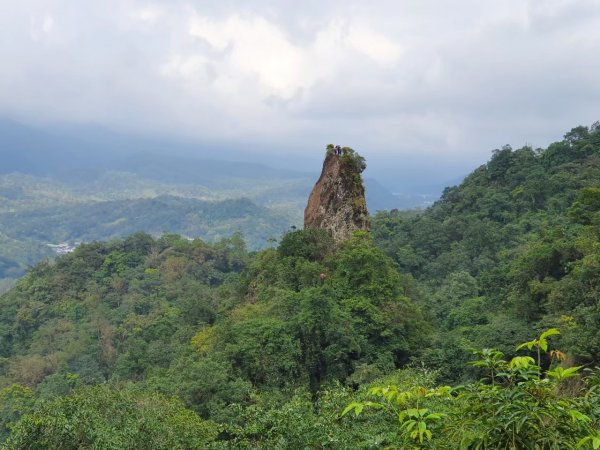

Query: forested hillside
0,124,599,448
372,123,600,382
0,194,291,293
0,196,289,252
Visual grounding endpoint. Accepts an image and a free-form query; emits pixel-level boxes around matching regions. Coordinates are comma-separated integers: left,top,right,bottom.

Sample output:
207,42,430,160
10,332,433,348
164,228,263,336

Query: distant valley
0,120,439,290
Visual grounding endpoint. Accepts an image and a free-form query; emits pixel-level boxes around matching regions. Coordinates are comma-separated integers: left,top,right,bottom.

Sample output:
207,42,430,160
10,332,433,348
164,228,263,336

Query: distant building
47,242,78,255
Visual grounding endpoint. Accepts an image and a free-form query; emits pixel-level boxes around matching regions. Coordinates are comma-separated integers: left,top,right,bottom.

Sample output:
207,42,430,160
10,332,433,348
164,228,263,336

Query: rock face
304,148,370,242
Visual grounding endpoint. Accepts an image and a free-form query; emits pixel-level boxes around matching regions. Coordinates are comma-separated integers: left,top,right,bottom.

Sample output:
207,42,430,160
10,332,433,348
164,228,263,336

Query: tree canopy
1,123,600,448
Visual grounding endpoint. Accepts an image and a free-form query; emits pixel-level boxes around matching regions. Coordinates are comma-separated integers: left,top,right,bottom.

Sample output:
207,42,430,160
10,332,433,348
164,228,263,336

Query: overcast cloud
1,0,599,188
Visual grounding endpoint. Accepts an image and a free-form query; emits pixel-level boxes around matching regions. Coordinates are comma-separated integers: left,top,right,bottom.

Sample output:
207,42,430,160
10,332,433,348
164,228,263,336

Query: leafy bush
344,329,600,449
5,384,218,449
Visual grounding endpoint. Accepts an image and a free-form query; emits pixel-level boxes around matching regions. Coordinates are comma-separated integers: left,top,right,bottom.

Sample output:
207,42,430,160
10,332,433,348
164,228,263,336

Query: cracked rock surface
304,152,370,242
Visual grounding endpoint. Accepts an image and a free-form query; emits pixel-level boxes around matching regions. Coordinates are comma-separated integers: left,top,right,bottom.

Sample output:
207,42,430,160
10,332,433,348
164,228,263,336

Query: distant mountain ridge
0,119,431,209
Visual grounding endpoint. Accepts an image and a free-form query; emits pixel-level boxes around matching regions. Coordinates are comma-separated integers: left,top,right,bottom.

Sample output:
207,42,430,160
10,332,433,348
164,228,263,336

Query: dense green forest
0,167,304,289
0,124,599,448
0,196,290,253
0,195,291,292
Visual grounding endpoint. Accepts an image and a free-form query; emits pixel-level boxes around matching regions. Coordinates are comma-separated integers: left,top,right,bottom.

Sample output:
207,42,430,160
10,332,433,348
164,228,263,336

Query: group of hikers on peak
327,144,344,156
325,144,367,173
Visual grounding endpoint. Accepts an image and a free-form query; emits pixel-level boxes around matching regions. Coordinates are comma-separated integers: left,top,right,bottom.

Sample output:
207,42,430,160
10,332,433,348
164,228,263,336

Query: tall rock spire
304,145,370,242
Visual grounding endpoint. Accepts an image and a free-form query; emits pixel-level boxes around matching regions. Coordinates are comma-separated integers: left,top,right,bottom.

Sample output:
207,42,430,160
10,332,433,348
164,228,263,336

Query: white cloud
0,0,599,179
134,6,163,24
161,54,210,80
182,13,402,99
346,23,403,65
29,14,55,42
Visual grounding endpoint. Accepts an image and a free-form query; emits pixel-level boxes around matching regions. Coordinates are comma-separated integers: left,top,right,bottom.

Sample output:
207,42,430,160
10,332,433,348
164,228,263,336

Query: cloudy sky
1,0,599,190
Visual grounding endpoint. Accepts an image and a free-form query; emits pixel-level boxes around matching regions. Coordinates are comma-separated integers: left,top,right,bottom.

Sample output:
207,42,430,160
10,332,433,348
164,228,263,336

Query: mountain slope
372,123,600,380
0,196,289,250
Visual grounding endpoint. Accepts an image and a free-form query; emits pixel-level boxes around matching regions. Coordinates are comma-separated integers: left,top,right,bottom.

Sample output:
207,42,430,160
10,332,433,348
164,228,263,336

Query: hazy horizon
2,1,600,194
1,116,469,196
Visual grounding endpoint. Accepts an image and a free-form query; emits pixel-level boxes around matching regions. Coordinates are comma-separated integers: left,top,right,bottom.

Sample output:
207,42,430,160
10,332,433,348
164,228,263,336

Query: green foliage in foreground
4,384,218,450
343,329,600,449
0,123,599,447
6,332,599,449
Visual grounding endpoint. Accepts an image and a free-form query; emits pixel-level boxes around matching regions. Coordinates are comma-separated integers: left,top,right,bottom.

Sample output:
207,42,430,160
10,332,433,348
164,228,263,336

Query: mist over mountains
0,118,438,210
0,118,442,290
0,118,449,200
